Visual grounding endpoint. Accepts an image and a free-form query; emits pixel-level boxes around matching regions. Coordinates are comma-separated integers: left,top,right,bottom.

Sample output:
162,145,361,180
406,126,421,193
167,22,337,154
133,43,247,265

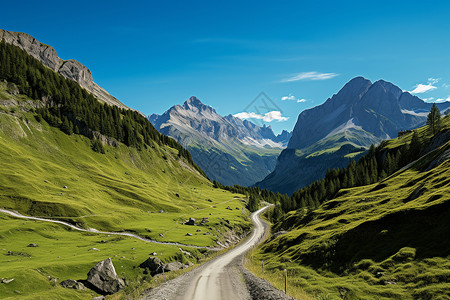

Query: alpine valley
149,97,291,186
256,76,450,195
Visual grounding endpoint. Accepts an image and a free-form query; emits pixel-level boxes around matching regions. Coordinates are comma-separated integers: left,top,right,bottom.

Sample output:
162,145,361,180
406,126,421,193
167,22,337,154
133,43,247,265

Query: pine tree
409,131,421,160
427,103,441,135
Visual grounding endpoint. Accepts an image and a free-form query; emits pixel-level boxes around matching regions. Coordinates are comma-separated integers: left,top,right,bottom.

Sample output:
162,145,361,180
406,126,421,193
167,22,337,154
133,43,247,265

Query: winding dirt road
183,205,269,300
144,205,272,300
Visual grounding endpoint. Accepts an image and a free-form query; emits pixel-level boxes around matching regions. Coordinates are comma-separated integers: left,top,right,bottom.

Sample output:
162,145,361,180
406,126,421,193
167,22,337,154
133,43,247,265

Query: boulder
1,278,14,284
162,261,184,272
186,233,193,236
139,257,163,275
60,279,77,288
27,243,38,247
86,258,125,294
185,218,195,225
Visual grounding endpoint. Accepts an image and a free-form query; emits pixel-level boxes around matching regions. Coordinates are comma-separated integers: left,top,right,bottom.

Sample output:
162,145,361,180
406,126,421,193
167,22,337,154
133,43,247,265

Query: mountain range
256,76,450,194
149,97,291,186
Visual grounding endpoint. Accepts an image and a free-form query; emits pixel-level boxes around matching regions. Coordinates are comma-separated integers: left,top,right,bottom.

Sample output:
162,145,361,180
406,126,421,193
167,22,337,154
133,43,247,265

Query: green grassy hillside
0,82,250,298
250,117,450,299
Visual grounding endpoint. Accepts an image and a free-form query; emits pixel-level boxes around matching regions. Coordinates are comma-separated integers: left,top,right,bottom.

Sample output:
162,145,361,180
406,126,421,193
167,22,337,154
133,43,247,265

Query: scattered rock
175,193,180,198
196,229,201,232
179,248,192,257
185,217,196,225
206,199,213,202
27,243,38,247
86,258,125,294
125,172,130,175
226,206,232,210
63,186,68,189
151,252,157,256
163,261,184,272
92,296,105,300
159,210,164,213
60,279,77,288
139,257,163,275
1,278,14,284
159,233,164,238
89,248,100,251
185,233,192,236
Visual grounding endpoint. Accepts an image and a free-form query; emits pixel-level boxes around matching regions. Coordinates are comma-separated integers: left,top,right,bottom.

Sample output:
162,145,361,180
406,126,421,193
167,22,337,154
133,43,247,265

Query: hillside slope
253,116,450,299
0,43,250,298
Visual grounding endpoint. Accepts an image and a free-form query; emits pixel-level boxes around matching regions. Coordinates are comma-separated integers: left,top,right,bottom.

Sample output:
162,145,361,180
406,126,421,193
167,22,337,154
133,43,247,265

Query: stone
186,233,192,236
63,186,68,189
185,218,195,225
86,258,125,294
89,248,100,251
27,243,38,247
162,261,184,272
139,257,163,276
1,278,14,284
74,282,86,290
159,210,164,213
60,279,77,289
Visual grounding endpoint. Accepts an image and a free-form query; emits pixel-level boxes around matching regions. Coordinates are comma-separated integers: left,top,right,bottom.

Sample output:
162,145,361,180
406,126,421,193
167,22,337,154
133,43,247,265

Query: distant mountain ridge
256,76,450,195
0,28,130,110
149,96,292,186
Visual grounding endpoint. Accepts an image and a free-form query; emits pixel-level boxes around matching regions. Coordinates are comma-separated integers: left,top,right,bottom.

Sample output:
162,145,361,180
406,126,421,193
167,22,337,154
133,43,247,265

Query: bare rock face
0,28,129,110
86,258,125,294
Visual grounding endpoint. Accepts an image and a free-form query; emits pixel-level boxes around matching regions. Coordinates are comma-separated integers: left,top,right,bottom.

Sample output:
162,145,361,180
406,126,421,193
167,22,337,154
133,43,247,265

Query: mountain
149,96,291,186
256,76,450,195
0,32,251,299
0,28,130,110
255,115,450,299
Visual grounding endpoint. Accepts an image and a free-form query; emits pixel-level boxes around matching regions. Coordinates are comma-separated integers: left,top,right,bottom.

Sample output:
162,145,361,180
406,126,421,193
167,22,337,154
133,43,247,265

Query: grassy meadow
0,85,251,298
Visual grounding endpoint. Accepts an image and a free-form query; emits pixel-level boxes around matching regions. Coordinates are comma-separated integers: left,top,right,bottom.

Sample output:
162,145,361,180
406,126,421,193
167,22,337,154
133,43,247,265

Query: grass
0,85,252,298
252,118,450,299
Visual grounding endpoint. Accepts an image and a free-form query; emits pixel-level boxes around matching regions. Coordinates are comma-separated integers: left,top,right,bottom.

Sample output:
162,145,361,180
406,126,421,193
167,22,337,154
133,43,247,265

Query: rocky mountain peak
0,28,131,111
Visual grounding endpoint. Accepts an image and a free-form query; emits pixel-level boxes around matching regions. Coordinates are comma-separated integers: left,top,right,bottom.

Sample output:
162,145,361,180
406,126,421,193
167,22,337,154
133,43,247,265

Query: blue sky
2,0,450,133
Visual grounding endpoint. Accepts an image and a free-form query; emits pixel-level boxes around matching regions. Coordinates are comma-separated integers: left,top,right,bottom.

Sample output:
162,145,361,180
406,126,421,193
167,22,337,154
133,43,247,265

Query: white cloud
233,111,288,122
410,83,437,94
436,96,450,103
423,97,434,102
281,94,296,101
280,71,338,82
281,94,308,103
428,78,440,85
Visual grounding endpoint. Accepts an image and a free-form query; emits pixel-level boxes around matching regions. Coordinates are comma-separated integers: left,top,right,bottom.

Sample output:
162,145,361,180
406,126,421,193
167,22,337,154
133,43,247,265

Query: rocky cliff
0,28,129,110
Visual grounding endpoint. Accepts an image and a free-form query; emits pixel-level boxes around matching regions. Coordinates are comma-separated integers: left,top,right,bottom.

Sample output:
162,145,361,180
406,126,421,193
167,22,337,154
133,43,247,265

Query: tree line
0,40,205,177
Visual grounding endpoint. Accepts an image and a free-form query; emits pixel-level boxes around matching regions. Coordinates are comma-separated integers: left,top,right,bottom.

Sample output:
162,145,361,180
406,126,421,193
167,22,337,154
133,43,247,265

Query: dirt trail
0,208,219,250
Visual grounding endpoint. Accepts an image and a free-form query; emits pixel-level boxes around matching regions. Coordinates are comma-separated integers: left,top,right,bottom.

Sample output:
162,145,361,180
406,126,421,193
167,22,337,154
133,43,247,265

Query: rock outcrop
86,258,125,294
0,28,130,111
